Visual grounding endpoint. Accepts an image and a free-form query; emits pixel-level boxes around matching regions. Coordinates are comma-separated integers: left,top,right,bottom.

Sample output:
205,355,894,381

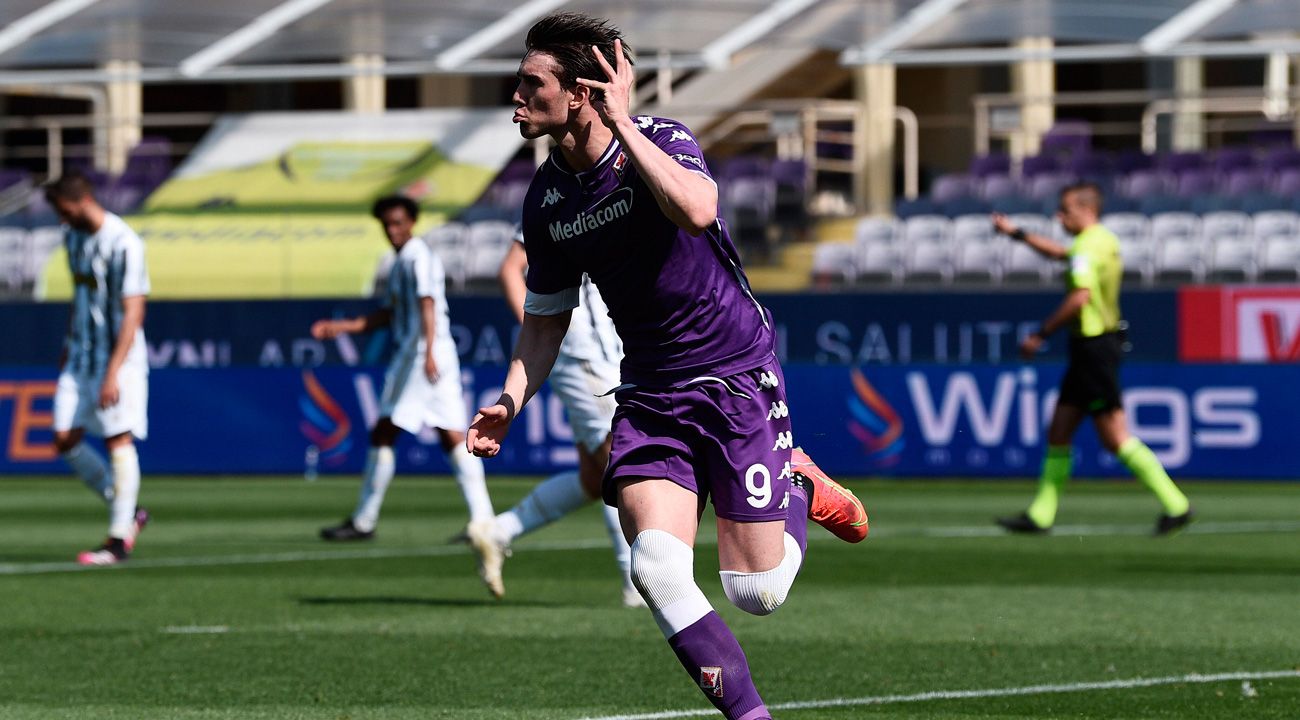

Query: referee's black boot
320,519,375,541
1154,508,1194,537
995,512,1050,534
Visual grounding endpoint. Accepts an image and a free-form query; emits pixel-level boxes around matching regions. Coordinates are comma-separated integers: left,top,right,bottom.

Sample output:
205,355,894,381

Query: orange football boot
791,447,868,543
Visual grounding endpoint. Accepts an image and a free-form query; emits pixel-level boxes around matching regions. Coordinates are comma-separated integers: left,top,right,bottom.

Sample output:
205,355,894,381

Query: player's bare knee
719,533,802,616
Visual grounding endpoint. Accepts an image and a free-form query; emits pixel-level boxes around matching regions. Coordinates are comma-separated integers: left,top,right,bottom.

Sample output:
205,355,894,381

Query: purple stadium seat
1027,172,1073,200
1020,155,1059,178
1159,152,1206,174
1224,170,1270,197
1115,150,1155,174
1040,121,1092,159
770,159,806,188
1175,170,1217,197
979,174,1018,200
1212,148,1256,175
1120,170,1172,199
1262,147,1300,174
1067,152,1113,180
1274,169,1300,196
969,153,1011,178
930,173,973,203
722,156,769,180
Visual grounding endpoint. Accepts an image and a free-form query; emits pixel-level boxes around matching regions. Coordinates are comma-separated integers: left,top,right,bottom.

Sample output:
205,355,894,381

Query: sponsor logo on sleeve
672,153,704,169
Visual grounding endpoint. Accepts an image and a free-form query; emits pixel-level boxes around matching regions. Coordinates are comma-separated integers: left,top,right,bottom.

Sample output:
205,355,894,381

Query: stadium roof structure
1,0,1300,85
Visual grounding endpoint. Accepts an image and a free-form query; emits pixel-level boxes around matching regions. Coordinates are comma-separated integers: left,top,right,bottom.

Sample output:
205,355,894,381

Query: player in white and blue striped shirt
311,196,499,593
46,172,151,566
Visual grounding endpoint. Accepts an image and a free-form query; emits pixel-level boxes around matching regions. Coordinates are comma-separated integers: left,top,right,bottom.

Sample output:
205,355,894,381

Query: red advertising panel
1180,287,1300,362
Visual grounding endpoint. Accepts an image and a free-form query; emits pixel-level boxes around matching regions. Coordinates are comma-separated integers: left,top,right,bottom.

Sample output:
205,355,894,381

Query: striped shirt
383,238,451,357
63,212,149,376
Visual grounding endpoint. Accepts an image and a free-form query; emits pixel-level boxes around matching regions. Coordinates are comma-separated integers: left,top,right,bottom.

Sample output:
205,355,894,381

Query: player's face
377,206,415,248
1056,193,1086,235
50,195,94,231
512,52,575,139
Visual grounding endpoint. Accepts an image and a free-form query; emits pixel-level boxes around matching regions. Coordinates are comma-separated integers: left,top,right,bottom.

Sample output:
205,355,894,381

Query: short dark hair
43,171,96,203
1060,181,1103,213
371,195,419,222
525,12,634,91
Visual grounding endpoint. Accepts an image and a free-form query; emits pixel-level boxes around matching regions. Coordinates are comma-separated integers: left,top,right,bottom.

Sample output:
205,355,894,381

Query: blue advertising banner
0,290,1180,368
2,363,1294,479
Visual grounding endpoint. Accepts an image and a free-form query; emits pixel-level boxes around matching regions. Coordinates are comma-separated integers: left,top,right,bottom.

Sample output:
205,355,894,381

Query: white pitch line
0,520,1296,577
577,669,1300,720
162,625,230,634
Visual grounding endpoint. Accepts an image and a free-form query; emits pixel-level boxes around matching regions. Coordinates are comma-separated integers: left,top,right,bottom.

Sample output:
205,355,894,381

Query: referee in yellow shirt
991,183,1193,536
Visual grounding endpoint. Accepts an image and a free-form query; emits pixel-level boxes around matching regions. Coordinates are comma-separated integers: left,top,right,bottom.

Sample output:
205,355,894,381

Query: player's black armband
1010,228,1027,241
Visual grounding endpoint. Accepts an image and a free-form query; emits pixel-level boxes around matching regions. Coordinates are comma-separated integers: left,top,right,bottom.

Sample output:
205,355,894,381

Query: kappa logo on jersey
779,491,790,510
541,187,564,207
548,187,634,242
767,400,789,420
778,460,793,480
669,130,693,143
651,121,676,132
772,431,794,451
758,371,780,389
699,667,723,697
634,115,654,129
672,153,704,170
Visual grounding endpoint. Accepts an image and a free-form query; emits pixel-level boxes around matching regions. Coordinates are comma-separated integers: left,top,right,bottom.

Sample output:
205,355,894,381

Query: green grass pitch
1,475,1297,719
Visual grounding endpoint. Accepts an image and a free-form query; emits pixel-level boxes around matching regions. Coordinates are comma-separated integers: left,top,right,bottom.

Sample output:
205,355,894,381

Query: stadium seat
1208,236,1259,282
952,239,1004,284
1175,170,1217,197
1026,172,1073,200
1138,195,1189,216
854,240,904,286
1274,169,1300,196
968,153,1011,178
811,242,857,286
1200,211,1252,243
854,216,899,245
1212,147,1255,175
1118,170,1172,199
1224,170,1270,197
902,214,952,244
1120,235,1157,286
1003,242,1052,285
893,197,938,219
1251,211,1299,243
930,174,973,203
1158,151,1206,174
1155,236,1208,283
939,196,991,218
1257,236,1300,282
1101,213,1150,245
904,239,952,285
1115,149,1155,174
1150,212,1200,243
978,174,1018,201
951,214,994,244
1021,154,1060,179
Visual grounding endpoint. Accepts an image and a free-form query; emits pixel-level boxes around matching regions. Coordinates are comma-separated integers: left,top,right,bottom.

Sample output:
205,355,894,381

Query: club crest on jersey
541,187,564,207
699,666,723,697
613,152,628,176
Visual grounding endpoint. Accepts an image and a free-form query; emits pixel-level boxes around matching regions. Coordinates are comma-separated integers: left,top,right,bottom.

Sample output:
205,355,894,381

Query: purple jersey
520,115,773,387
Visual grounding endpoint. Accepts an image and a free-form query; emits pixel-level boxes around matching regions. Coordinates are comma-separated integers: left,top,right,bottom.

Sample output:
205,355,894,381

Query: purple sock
785,481,809,555
667,612,770,720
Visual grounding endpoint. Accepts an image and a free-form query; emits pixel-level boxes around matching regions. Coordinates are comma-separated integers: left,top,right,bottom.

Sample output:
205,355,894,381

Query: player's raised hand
576,39,632,130
310,319,339,340
991,213,1018,238
467,404,512,457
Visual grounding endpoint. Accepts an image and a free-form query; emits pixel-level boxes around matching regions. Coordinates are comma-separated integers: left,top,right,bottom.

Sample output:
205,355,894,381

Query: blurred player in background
47,172,151,566
312,195,500,591
467,14,867,719
460,230,641,607
992,183,1193,536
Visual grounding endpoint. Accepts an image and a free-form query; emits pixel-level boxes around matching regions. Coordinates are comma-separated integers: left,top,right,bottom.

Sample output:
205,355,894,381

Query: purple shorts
604,357,794,523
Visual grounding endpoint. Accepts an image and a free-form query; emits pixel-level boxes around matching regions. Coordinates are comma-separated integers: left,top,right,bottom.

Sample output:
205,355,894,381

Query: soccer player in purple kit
466,13,868,719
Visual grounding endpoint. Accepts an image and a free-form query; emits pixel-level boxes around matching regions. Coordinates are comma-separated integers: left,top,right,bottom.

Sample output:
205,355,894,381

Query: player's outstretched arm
310,309,391,339
498,242,528,325
577,40,717,235
992,213,1069,260
467,309,570,457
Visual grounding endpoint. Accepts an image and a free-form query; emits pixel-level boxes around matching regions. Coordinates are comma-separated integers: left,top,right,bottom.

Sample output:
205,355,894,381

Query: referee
991,183,1193,536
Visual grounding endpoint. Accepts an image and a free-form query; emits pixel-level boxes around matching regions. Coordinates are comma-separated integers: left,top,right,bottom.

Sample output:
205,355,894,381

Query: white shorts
549,354,618,453
53,366,149,440
379,348,468,434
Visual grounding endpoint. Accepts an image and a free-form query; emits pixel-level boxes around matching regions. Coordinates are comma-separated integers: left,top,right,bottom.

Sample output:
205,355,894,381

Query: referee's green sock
1026,445,1073,528
1117,437,1190,516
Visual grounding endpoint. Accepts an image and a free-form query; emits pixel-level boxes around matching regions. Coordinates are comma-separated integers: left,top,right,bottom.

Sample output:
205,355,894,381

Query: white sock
108,445,140,540
494,471,586,543
603,503,633,588
351,446,396,533
62,443,113,503
447,449,494,523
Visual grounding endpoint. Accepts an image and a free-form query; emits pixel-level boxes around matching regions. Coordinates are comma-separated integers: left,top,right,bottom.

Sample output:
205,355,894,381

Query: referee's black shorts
1058,332,1124,415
